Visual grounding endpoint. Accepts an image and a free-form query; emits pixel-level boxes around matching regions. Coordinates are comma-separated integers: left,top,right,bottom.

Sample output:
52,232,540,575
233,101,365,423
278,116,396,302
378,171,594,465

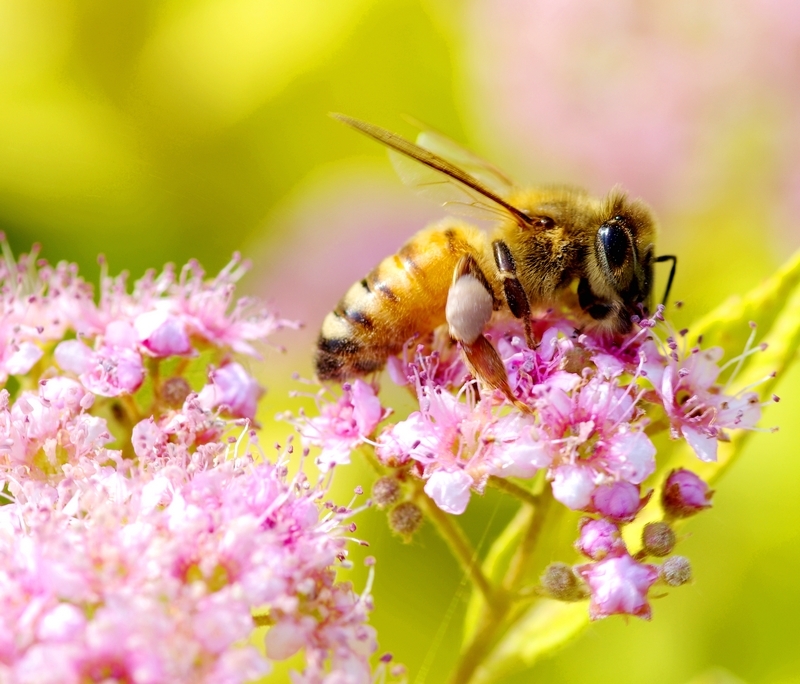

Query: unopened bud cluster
552,468,709,617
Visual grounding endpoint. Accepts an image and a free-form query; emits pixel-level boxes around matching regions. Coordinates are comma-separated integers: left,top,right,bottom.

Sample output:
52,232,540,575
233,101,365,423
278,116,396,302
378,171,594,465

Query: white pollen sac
446,274,493,344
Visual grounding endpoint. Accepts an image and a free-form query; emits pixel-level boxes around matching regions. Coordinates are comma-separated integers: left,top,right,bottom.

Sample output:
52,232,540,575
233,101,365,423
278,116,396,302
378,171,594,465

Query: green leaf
688,247,800,357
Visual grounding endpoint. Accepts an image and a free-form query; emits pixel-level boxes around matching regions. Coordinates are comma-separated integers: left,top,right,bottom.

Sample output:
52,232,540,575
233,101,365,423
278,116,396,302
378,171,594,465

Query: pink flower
298,380,386,471
577,553,659,620
550,464,597,510
590,481,650,523
167,255,297,358
197,362,264,421
644,340,763,462
3,341,43,376
603,430,657,484
55,325,145,398
134,309,192,357
0,245,386,683
575,518,624,561
376,350,553,513
486,414,550,479
424,469,474,515
530,371,656,511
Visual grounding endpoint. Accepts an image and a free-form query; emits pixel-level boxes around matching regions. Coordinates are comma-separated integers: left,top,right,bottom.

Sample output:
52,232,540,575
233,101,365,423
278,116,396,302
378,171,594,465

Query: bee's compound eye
597,221,629,270
534,216,555,229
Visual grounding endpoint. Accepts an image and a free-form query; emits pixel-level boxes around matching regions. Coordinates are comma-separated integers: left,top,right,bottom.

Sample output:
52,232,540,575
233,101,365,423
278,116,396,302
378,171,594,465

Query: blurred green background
2,1,799,682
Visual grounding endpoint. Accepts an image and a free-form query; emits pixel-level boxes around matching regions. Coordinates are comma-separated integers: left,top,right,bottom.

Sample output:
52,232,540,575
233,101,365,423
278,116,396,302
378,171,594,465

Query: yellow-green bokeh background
2,2,799,682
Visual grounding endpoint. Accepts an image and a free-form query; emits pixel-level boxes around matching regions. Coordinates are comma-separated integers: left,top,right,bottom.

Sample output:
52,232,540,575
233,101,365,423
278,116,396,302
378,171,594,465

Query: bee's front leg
492,240,534,349
446,254,530,412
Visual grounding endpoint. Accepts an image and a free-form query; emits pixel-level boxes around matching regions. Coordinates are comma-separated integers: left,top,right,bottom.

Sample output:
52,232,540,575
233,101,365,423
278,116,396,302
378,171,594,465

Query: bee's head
580,191,657,333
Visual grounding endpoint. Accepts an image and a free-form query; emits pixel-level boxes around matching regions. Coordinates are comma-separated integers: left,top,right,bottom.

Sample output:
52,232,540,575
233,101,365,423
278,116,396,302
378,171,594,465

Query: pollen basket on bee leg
446,274,494,345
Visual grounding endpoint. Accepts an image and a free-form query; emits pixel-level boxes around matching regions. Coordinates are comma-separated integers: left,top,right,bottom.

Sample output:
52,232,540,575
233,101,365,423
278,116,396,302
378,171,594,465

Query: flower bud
641,522,676,557
591,481,650,523
540,562,589,602
660,555,692,586
662,469,713,519
134,310,192,357
160,377,192,408
575,517,623,560
576,554,659,620
388,501,423,540
197,362,264,420
372,477,401,507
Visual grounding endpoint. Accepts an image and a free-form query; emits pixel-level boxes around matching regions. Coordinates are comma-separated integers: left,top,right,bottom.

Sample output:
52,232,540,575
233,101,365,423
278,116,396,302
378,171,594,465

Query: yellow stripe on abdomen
314,221,487,381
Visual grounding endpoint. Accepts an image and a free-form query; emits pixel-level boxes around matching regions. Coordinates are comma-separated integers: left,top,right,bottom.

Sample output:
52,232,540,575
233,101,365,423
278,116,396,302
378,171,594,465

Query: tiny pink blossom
604,430,656,484
351,379,383,435
645,342,763,462
550,464,597,510
299,380,386,472
197,362,264,421
264,618,312,660
36,603,87,642
4,341,43,376
134,309,192,357
424,469,474,515
591,481,650,523
577,553,659,620
54,339,95,375
487,418,549,479
39,377,92,412
55,335,145,397
575,518,624,560
132,417,168,460
0,246,383,683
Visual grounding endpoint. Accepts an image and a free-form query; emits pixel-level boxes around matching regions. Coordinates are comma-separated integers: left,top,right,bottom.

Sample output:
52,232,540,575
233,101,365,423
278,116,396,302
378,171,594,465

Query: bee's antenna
655,254,677,306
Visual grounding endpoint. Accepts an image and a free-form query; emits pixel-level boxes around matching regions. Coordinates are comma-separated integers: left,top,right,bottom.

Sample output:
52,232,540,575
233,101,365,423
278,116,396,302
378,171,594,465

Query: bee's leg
446,254,530,413
492,240,534,349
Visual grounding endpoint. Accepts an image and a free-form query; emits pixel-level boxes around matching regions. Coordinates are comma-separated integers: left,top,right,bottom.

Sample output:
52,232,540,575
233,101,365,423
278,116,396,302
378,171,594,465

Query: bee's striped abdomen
314,222,487,381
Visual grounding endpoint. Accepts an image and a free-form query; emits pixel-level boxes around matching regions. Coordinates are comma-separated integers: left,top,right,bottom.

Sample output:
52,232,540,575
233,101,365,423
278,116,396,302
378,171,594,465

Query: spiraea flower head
0,244,393,683
300,292,778,635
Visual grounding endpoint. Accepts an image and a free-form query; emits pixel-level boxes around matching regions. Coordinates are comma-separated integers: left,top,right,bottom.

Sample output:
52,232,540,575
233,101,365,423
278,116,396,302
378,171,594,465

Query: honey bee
315,114,676,405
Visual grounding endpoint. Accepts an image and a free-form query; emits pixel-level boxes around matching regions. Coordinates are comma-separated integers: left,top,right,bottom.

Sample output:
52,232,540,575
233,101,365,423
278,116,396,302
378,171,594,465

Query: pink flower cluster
0,246,390,683
0,244,285,417
299,310,769,620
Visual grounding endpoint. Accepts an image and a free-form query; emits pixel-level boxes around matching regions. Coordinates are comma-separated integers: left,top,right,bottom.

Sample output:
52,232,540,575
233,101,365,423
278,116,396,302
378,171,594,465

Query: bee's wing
403,115,515,198
388,151,515,225
332,113,532,228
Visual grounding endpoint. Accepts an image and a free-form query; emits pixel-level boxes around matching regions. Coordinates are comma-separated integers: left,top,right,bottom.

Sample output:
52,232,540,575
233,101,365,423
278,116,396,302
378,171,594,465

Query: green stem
447,595,512,684
415,486,496,606
503,485,553,592
448,486,554,684
487,475,539,507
